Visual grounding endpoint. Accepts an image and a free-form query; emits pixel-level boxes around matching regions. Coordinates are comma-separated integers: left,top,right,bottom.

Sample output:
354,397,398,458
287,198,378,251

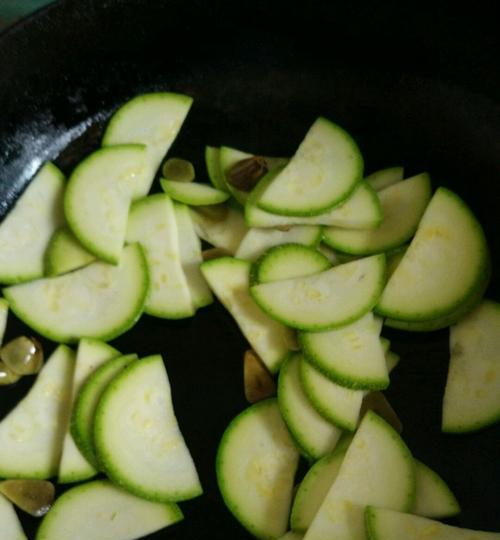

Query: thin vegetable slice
365,166,404,191
44,227,95,276
0,494,27,540
160,179,230,205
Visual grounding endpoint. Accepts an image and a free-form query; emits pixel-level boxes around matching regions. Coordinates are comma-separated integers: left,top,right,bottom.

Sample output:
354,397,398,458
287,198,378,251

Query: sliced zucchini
71,354,137,468
365,507,500,540
126,194,194,318
254,117,363,216
323,173,432,255
64,145,148,264
58,339,120,484
279,533,304,540
3,243,149,343
216,399,299,540
442,300,500,432
299,312,388,389
376,187,490,321
94,355,202,502
205,146,228,192
317,243,343,265
413,459,460,518
365,166,404,191
160,179,230,205
35,479,183,540
102,92,193,197
290,448,346,531
191,205,248,254
247,179,381,229
278,354,343,460
173,202,213,308
304,412,415,540
251,243,331,285
0,494,26,540
0,162,65,284
200,257,295,373
0,297,8,344
250,254,386,331
45,227,95,276
236,226,322,262
0,345,75,479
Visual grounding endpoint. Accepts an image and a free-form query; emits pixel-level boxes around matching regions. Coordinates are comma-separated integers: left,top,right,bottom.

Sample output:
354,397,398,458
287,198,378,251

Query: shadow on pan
0,1,499,539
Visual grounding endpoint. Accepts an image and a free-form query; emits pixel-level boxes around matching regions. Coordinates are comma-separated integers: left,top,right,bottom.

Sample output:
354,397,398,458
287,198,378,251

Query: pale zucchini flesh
94,355,202,502
58,339,120,483
0,345,75,479
0,494,27,540
376,187,490,321
64,145,148,264
255,117,363,216
365,166,404,191
323,173,432,255
250,254,386,331
45,227,95,276
160,179,230,205
442,300,500,432
0,162,65,284
205,146,228,192
102,92,193,198
200,257,295,373
236,226,322,262
216,399,299,540
278,354,343,460
35,479,183,540
3,244,149,343
304,411,415,540
126,194,194,318
365,506,500,540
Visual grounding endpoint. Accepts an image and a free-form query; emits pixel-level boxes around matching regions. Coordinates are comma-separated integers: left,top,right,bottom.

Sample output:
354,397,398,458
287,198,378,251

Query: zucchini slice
299,312,389,389
246,179,381,229
0,345,75,479
191,205,248,254
278,354,343,460
365,507,500,540
323,173,432,255
126,194,194,319
216,399,299,540
3,244,149,343
236,226,322,262
160,179,230,205
442,300,500,432
64,145,148,264
200,257,295,373
0,494,26,540
0,162,65,284
251,243,331,284
250,254,386,331
205,146,228,192
279,533,304,540
413,459,460,518
365,166,404,191
45,227,95,276
102,92,193,198
58,339,120,484
0,297,8,344
254,117,363,216
304,412,415,540
94,355,202,502
376,187,490,321
72,354,137,468
173,202,213,308
290,448,346,531
35,479,183,540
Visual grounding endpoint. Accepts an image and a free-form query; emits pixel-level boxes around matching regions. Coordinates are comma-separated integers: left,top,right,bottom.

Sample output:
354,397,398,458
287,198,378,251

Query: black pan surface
0,1,499,539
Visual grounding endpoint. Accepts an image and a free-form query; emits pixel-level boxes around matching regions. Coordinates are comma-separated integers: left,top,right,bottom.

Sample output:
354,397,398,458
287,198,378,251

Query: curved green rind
375,187,491,322
160,179,230,205
205,146,229,192
250,243,331,286
413,459,460,518
35,479,183,540
71,354,137,468
64,144,147,264
256,117,364,217
250,254,386,332
3,243,149,344
216,398,299,540
94,355,202,503
45,227,96,276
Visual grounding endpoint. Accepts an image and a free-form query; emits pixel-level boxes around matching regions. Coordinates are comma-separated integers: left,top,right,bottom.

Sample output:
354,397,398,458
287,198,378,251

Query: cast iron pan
0,1,499,538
